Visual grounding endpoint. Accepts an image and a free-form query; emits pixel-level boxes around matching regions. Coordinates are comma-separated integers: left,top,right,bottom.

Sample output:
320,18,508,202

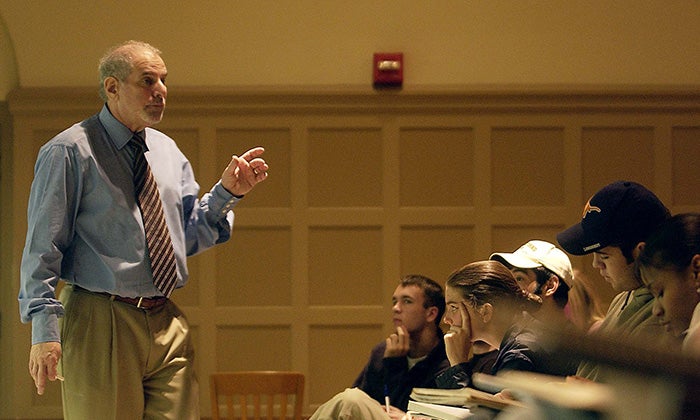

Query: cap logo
525,242,539,252
583,243,601,252
582,199,601,218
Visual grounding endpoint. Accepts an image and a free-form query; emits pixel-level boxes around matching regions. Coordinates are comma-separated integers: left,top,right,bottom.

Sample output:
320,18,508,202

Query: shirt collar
98,104,143,150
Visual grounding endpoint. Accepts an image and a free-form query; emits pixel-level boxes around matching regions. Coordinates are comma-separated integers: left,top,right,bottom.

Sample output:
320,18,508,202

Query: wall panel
308,128,384,208
672,127,700,207
3,87,699,418
215,227,293,307
400,226,476,283
399,127,475,207
308,325,384,405
491,127,566,206
581,126,656,195
215,128,292,208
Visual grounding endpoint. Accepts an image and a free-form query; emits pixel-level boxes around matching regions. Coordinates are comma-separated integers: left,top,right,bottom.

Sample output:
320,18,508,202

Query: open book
410,386,525,411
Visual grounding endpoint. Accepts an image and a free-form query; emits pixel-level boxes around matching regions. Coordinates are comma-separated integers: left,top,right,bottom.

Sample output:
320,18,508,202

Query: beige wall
1,2,700,419
1,1,700,94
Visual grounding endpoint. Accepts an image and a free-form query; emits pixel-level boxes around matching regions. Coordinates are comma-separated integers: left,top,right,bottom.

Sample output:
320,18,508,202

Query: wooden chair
210,371,305,420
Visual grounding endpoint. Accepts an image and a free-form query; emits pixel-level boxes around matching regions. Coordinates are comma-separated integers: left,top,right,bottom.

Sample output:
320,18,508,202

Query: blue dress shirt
20,105,239,344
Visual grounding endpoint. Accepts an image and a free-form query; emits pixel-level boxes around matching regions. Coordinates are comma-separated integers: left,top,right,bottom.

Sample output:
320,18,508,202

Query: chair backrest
210,371,305,420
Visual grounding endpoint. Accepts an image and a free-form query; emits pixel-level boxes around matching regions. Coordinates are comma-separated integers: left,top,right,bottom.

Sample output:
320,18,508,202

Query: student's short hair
532,266,570,309
400,274,446,327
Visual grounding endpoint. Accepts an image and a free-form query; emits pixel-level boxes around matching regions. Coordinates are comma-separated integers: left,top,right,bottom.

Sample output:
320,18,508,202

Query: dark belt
73,285,168,310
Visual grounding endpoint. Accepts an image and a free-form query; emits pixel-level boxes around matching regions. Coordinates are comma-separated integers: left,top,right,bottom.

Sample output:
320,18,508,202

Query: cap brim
490,252,541,269
557,222,593,256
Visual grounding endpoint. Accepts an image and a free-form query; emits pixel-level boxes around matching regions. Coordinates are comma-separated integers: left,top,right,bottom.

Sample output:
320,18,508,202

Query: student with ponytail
436,260,576,389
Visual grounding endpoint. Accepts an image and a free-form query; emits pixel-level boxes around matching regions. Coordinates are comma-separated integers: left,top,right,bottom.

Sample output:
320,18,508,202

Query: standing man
310,274,449,419
19,40,268,419
556,180,678,381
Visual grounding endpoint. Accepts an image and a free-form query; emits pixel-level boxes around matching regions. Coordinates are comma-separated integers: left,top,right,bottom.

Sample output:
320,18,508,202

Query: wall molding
8,85,700,116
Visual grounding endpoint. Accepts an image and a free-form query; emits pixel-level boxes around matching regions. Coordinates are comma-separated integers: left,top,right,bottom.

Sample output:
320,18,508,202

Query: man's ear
479,303,493,324
542,275,560,297
425,306,439,324
104,77,119,99
632,242,645,260
690,254,700,294
692,254,700,280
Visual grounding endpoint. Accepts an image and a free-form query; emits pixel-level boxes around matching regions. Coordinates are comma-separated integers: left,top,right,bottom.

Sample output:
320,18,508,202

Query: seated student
310,274,449,420
637,213,700,356
557,180,679,381
436,260,575,389
490,240,574,330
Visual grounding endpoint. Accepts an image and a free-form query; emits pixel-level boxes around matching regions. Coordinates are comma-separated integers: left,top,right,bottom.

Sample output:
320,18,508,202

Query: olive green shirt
576,286,675,381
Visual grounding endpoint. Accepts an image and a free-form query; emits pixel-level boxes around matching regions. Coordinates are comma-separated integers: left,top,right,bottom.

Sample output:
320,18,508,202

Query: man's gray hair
98,40,162,101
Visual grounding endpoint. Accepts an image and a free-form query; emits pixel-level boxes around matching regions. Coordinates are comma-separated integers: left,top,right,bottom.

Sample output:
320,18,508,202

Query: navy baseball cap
557,181,670,255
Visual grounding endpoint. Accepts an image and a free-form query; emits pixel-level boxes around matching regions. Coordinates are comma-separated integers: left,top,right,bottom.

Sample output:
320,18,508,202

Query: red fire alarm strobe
373,53,403,89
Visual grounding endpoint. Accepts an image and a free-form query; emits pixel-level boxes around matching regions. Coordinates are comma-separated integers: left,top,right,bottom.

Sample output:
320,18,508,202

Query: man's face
391,285,432,334
592,246,638,292
510,268,538,294
107,48,167,132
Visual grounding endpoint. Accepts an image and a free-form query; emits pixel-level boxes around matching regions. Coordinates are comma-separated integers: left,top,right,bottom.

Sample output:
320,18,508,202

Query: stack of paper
407,400,472,420
410,386,525,411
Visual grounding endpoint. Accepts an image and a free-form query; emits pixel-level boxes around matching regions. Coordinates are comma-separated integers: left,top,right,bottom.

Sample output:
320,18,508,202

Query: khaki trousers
309,388,390,420
59,285,199,420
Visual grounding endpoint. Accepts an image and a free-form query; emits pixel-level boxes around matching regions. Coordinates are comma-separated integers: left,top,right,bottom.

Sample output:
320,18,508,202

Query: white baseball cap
490,240,573,288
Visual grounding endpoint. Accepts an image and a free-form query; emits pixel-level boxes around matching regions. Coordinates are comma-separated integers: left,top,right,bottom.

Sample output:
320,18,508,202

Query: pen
56,374,64,381
384,384,390,412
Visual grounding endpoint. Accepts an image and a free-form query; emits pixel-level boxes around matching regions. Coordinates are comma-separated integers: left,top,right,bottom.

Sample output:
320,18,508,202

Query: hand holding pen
384,384,391,411
383,384,407,419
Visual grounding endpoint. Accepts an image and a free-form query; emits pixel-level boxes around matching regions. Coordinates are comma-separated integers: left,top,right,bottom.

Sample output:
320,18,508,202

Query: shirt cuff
211,182,241,217
32,313,61,345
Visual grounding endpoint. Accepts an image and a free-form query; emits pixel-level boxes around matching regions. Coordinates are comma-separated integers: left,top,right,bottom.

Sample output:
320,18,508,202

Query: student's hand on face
444,301,472,366
384,325,410,358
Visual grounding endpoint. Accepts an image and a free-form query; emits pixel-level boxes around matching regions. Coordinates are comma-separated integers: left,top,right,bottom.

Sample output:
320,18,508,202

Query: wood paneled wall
2,86,700,418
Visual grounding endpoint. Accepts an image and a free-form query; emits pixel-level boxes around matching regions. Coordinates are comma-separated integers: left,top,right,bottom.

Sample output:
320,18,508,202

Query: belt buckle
136,297,144,308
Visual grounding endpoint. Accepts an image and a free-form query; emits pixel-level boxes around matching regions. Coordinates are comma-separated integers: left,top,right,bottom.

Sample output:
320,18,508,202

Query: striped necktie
131,133,178,297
